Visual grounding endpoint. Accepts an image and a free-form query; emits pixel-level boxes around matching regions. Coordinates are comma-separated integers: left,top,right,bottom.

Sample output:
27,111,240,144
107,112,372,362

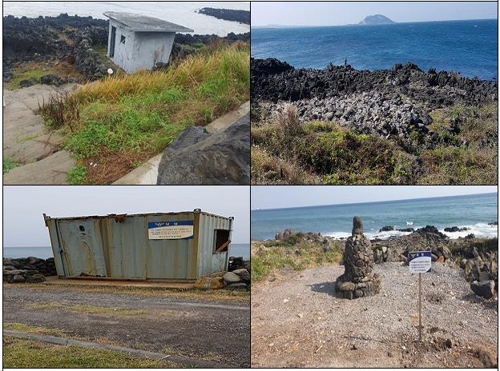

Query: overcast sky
252,2,497,27
4,186,250,247
251,186,497,210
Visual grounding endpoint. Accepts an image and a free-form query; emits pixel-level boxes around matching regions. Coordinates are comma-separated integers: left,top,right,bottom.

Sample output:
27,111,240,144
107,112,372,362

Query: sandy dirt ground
251,262,497,368
3,286,250,367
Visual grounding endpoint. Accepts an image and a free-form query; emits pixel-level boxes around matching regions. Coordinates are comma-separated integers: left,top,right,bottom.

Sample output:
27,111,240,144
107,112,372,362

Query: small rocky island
359,14,395,25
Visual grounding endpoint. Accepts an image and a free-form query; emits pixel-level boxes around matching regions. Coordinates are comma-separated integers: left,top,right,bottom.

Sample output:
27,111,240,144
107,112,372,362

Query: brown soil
251,262,497,368
3,285,250,367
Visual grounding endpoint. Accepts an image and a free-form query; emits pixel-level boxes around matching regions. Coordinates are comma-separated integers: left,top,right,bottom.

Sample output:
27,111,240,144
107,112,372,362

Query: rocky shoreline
3,13,249,84
256,225,498,299
197,7,250,25
251,58,497,148
3,255,250,290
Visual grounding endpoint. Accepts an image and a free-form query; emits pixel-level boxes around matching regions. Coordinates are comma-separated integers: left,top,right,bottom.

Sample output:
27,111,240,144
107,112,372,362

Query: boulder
232,268,250,283
470,280,495,299
223,271,242,284
379,226,394,232
157,113,250,185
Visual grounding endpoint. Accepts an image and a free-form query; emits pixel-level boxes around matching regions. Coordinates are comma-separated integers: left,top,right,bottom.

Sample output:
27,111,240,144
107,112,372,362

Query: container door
56,219,107,277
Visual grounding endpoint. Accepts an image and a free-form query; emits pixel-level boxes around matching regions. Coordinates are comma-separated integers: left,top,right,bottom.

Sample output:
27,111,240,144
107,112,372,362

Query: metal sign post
408,251,432,343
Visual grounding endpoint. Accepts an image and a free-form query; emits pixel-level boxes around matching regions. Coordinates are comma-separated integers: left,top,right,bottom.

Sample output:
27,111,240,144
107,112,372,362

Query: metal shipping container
43,209,233,281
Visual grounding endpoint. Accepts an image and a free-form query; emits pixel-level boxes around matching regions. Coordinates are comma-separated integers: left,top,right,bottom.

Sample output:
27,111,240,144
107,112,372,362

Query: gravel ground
3,286,250,367
251,262,497,368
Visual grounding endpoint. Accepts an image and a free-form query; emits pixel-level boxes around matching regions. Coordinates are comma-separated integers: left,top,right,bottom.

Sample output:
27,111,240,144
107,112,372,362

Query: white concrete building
103,12,193,73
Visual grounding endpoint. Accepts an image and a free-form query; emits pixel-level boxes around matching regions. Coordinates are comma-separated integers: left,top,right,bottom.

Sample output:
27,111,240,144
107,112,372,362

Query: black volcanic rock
359,14,395,25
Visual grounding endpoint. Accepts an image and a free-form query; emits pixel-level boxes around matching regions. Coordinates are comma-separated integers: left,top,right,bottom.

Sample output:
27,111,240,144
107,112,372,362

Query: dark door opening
214,229,230,254
110,26,116,58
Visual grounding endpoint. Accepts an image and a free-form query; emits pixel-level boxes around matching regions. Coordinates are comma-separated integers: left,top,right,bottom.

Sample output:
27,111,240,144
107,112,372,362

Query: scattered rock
470,280,495,299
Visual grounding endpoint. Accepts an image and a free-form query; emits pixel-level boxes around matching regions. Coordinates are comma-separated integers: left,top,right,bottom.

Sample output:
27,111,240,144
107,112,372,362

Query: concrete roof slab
103,11,193,33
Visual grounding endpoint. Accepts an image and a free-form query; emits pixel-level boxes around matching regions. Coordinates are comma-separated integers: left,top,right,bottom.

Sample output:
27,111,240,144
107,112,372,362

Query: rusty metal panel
56,219,107,277
102,215,147,279
44,210,232,281
197,212,232,277
145,212,196,280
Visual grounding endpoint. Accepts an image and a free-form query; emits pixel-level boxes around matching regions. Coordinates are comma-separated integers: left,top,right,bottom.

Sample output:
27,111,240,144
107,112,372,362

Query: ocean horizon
251,19,497,80
3,2,250,37
251,193,498,241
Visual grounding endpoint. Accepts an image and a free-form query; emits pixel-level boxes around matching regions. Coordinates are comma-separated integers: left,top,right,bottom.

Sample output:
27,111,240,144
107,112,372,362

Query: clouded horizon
4,186,250,247
252,2,497,27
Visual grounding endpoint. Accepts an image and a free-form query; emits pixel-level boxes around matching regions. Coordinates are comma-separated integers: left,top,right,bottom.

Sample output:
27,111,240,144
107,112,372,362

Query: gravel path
4,286,250,367
251,262,497,368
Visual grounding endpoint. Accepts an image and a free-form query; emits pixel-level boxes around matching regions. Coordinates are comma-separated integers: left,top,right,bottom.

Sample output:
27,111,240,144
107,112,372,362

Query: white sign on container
147,221,193,240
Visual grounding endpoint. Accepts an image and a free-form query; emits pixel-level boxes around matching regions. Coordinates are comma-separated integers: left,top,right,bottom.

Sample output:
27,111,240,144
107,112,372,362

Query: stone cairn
336,216,381,299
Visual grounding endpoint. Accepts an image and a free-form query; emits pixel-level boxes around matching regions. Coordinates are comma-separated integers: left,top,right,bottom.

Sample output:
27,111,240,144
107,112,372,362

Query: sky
3,186,250,246
251,186,497,210
251,2,498,27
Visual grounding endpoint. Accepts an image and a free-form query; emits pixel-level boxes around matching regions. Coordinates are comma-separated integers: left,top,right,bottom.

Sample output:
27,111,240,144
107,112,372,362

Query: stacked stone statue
336,216,382,299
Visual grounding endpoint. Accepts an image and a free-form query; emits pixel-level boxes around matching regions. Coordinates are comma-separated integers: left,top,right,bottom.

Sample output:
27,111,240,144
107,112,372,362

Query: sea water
4,243,250,260
3,2,250,36
251,19,497,80
251,193,498,241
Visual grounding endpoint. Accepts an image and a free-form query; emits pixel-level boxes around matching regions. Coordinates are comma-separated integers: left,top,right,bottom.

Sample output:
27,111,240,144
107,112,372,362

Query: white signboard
148,221,193,240
408,251,432,273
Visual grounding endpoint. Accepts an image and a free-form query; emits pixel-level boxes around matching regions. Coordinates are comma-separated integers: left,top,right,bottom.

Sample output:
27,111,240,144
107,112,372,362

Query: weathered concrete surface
113,101,250,185
3,151,76,184
3,84,79,184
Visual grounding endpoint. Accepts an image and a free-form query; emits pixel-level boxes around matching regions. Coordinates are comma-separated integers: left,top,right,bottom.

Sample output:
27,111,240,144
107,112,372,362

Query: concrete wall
107,19,176,73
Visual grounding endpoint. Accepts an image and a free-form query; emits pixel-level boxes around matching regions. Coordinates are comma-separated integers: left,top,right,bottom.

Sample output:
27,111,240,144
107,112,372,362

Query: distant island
359,14,395,25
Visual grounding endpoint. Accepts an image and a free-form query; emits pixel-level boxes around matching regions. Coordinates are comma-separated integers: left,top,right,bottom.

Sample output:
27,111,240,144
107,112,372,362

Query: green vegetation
251,103,497,185
4,283,249,303
4,69,48,90
251,236,342,282
26,302,148,316
3,336,184,368
67,163,88,184
39,41,249,184
3,158,22,174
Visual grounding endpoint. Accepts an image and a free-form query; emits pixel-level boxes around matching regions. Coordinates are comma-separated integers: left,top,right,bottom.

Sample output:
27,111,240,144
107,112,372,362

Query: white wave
440,223,497,239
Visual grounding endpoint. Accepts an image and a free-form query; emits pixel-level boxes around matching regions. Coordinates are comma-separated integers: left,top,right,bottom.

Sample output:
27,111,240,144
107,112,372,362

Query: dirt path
3,84,79,184
251,262,497,368
3,286,250,367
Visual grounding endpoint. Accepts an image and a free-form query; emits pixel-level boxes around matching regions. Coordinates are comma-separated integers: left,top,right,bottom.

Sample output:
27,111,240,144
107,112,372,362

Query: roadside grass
4,322,67,337
26,302,149,316
3,336,185,368
39,41,249,184
251,103,497,185
4,69,52,90
4,283,249,303
3,158,22,174
251,238,342,283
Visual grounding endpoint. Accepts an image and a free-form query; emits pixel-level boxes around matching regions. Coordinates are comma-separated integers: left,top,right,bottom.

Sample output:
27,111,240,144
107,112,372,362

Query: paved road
4,286,250,367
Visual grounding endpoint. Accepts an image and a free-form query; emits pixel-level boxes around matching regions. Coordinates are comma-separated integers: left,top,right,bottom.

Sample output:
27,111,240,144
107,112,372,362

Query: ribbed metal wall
44,210,232,281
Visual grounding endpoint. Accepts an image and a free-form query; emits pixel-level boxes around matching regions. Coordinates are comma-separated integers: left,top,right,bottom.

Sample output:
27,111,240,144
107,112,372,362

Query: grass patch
252,102,497,184
4,283,249,303
4,322,67,337
251,238,342,282
4,69,48,90
3,158,22,174
252,104,418,185
67,163,88,184
26,302,149,316
3,336,184,368
39,41,249,184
